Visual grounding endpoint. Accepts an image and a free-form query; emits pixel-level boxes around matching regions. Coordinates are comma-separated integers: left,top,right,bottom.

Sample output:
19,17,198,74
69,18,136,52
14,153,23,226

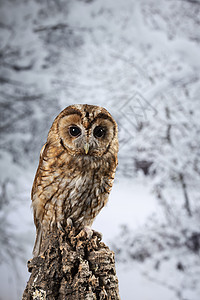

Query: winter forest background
0,0,200,299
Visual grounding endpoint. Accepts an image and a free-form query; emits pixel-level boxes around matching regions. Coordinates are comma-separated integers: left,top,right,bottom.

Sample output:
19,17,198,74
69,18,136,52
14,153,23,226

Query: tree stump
22,227,120,299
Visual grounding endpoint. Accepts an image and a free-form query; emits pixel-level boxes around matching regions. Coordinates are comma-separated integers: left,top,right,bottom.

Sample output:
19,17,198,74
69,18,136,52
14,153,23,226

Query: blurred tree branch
179,173,192,217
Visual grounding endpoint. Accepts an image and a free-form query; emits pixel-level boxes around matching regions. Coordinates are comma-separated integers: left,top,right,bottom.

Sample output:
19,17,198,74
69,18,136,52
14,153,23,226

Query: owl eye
69,126,81,137
93,126,105,138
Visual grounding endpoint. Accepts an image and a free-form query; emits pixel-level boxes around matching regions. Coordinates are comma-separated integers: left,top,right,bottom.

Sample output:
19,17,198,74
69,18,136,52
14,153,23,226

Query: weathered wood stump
22,227,120,299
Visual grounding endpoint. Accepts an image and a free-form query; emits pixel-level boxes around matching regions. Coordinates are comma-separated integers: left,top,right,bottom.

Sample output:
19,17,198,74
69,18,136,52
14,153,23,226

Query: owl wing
40,143,47,159
32,143,47,256
33,222,42,257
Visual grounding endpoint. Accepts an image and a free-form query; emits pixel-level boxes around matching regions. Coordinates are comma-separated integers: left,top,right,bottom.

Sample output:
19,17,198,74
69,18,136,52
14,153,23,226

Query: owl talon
57,222,65,233
66,218,73,227
84,226,93,239
75,226,91,240
75,226,102,241
92,230,103,241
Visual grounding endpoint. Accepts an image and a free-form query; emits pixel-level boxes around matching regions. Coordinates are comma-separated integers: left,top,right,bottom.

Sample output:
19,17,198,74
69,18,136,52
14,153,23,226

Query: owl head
47,104,118,159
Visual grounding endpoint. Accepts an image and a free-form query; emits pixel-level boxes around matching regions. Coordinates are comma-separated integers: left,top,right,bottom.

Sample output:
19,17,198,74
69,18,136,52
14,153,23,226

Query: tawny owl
31,104,118,256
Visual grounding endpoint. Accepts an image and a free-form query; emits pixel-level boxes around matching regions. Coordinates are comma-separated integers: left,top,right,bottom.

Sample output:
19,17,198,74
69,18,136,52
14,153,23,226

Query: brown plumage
31,104,118,256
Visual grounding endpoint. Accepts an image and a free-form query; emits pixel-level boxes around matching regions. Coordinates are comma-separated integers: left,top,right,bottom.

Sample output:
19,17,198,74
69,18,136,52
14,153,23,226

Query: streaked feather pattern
31,104,118,256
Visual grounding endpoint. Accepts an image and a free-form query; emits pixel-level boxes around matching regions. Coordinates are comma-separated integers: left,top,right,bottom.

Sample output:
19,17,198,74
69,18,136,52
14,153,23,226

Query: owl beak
84,143,90,154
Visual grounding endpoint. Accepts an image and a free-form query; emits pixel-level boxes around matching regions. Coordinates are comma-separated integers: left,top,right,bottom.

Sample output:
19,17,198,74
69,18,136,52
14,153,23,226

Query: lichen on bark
22,227,120,300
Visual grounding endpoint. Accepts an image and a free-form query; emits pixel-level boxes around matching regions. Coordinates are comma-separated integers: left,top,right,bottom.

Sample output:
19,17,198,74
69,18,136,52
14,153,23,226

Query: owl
31,104,118,256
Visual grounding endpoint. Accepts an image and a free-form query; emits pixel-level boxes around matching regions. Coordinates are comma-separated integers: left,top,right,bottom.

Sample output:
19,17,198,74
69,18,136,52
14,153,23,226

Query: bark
22,226,120,300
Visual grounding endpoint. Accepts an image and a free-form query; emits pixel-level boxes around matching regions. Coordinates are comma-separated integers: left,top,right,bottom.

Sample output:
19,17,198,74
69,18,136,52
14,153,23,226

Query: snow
117,263,176,300
93,176,161,241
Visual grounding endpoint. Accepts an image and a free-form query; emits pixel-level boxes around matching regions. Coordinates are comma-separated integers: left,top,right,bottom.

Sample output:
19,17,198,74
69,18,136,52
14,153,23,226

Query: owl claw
75,226,102,241
92,229,103,241
66,218,73,227
75,226,92,240
84,226,93,239
57,222,65,232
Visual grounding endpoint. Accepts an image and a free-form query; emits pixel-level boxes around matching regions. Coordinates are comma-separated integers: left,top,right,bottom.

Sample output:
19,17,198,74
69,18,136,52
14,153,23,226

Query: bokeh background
0,0,200,299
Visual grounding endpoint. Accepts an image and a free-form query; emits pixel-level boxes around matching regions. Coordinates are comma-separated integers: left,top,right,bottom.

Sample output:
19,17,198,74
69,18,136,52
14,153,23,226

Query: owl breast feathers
31,104,118,256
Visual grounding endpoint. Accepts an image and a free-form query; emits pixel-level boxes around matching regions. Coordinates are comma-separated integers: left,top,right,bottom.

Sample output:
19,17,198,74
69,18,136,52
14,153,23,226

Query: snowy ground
117,263,176,300
94,175,159,240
